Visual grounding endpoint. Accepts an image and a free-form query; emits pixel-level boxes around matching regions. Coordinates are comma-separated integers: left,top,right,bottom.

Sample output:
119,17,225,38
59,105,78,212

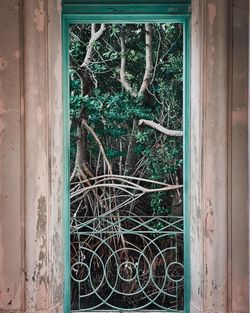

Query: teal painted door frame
62,0,191,17
62,5,191,15
62,5,190,312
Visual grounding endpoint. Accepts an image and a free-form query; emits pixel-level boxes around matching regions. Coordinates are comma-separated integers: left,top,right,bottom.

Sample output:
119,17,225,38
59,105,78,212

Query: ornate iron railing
71,214,184,311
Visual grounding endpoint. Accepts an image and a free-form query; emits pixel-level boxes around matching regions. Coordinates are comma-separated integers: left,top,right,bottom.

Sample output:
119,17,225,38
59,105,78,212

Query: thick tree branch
124,119,138,175
71,25,106,181
139,24,153,95
119,33,137,97
124,24,153,175
80,23,106,68
138,119,183,136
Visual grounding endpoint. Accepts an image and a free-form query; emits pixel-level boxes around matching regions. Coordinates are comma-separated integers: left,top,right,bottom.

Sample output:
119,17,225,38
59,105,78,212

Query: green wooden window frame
62,2,191,312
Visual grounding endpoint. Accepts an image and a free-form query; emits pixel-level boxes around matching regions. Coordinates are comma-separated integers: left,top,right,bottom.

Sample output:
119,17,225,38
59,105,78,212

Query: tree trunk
124,24,153,175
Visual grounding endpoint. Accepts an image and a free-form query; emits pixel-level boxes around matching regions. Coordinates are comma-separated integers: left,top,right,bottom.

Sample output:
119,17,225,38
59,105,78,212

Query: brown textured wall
0,1,249,312
191,0,249,312
47,0,64,310
231,0,249,312
23,0,50,309
23,0,63,312
203,1,229,310
0,0,63,312
191,1,229,311
0,0,24,310
190,2,204,310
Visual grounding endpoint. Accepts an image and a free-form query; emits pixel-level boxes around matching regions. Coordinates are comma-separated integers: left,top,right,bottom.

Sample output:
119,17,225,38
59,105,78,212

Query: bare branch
119,33,137,97
72,182,182,198
71,25,107,181
80,23,106,68
71,123,94,182
150,28,161,85
71,174,183,200
75,174,175,187
81,119,113,174
139,24,153,95
138,119,183,136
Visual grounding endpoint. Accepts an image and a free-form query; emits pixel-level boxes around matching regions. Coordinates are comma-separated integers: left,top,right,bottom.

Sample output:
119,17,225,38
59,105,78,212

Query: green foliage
69,23,183,216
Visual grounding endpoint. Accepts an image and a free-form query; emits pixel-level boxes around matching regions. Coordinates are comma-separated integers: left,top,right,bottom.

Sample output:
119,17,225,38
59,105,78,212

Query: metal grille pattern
71,215,184,311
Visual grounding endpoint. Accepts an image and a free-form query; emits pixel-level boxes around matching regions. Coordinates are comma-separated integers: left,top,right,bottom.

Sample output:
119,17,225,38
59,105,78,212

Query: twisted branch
138,119,183,136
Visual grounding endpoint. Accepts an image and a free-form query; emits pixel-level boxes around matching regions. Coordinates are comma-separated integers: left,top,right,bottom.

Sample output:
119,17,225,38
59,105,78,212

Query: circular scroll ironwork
70,218,184,311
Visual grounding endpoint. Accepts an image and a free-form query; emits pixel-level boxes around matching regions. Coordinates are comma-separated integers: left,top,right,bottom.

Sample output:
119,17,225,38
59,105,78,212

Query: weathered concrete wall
191,0,249,312
0,0,249,313
203,1,229,310
0,0,24,310
231,1,249,312
23,0,50,309
191,0,229,312
190,1,205,311
23,0,63,311
0,0,63,312
47,0,64,311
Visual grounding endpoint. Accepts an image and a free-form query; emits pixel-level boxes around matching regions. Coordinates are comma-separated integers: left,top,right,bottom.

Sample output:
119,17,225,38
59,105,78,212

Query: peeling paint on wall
33,196,49,302
0,56,8,72
51,230,64,305
0,96,7,116
34,1,46,32
36,196,46,238
12,50,20,59
0,0,64,311
0,122,4,142
205,199,215,246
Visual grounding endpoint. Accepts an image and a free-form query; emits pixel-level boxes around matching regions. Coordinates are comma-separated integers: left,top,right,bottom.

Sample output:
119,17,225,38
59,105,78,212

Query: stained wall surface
191,1,229,312
231,0,249,311
0,0,63,312
0,0,23,310
190,0,249,313
0,1,249,313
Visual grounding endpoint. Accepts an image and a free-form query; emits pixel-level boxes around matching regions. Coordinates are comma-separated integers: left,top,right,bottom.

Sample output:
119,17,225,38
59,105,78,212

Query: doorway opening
63,17,190,313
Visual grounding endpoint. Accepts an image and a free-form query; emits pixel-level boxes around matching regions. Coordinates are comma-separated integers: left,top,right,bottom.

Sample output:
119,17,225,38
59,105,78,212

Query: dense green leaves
69,23,183,215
